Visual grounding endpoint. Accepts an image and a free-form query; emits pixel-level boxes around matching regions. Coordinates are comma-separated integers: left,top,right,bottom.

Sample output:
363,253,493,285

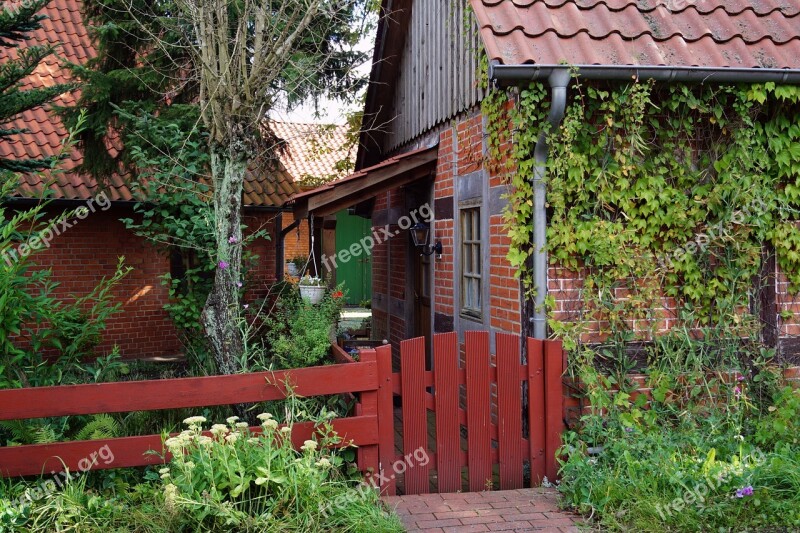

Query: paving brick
487,521,534,531
415,518,462,529
460,515,506,525
527,518,578,528
433,510,479,520
442,525,489,533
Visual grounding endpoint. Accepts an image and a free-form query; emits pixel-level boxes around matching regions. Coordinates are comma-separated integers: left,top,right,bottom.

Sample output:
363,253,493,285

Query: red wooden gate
367,331,565,496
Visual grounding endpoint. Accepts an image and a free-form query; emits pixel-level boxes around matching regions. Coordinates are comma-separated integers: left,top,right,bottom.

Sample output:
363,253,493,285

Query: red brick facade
369,104,800,354
24,206,282,360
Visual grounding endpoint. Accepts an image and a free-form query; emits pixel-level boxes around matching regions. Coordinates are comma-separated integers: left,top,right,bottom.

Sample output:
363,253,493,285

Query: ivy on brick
484,78,800,347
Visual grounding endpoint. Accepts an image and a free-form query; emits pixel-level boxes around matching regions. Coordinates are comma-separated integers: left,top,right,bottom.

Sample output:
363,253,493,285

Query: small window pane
460,207,482,318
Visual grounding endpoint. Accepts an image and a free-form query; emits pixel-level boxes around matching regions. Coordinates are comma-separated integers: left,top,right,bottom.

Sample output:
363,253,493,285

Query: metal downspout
531,69,570,339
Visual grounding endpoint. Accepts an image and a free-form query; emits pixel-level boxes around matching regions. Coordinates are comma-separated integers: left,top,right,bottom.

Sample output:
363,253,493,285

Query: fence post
358,349,380,489
375,344,396,496
544,339,565,483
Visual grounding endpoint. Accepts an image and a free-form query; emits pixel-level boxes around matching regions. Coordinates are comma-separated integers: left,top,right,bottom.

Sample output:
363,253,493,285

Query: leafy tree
74,0,373,374
0,0,74,173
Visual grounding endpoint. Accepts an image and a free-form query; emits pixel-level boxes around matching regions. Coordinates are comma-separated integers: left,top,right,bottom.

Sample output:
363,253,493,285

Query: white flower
160,472,170,479
248,438,259,444
211,424,229,436
164,484,178,511
183,416,207,427
196,436,213,446
184,461,195,469
164,437,185,454
256,413,273,421
301,439,318,452
235,422,249,429
315,458,331,468
263,419,279,430
225,433,240,444
226,416,239,425
159,467,171,475
280,426,292,434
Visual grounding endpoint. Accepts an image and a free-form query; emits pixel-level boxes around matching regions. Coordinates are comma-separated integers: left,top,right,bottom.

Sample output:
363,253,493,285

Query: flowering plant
297,275,324,287
160,411,401,531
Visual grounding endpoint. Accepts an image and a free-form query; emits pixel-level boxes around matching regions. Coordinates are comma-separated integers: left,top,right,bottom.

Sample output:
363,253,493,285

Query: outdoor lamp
409,221,443,257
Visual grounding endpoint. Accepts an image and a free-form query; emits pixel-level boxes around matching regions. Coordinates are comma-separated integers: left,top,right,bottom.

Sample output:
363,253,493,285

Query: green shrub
264,287,346,369
558,355,800,532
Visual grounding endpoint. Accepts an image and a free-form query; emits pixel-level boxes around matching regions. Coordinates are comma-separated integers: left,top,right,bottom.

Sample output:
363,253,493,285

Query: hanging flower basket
298,275,325,304
299,285,325,304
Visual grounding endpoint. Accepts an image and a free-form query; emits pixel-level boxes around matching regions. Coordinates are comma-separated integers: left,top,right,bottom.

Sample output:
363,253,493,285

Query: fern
74,414,120,441
0,419,59,444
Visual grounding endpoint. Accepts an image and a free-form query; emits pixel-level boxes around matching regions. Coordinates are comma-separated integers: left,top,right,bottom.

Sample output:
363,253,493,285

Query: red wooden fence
0,348,391,478
374,331,565,496
0,334,565,497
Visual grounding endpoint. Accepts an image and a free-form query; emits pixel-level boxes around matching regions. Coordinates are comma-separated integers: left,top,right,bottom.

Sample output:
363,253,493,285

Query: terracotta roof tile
0,0,298,207
270,121,355,184
472,0,800,69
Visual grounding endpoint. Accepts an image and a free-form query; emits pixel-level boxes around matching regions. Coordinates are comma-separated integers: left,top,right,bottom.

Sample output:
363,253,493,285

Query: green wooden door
335,210,372,305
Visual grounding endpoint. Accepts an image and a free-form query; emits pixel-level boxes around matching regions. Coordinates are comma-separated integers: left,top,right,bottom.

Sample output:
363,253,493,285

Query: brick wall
281,216,310,265
22,207,281,360
30,208,180,359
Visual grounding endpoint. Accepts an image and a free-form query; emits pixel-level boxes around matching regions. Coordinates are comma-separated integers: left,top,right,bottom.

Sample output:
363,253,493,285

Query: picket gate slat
544,339,565,482
433,331,461,493
527,338,547,484
375,344,396,495
496,333,523,489
400,337,430,494
465,331,492,492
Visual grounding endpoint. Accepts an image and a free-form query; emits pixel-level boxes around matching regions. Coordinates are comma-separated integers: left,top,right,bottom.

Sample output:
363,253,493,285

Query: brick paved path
383,488,582,532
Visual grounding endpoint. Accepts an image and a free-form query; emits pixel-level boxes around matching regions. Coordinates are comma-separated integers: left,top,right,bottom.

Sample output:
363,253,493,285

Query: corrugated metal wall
386,0,483,151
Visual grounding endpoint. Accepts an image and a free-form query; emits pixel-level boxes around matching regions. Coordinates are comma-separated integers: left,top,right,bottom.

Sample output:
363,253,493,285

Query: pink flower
734,386,742,398
236,281,243,288
228,236,238,244
218,261,229,270
243,304,249,310
735,486,754,498
737,375,745,382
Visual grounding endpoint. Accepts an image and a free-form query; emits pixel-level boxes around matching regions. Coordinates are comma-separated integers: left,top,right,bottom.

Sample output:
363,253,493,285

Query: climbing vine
484,77,800,345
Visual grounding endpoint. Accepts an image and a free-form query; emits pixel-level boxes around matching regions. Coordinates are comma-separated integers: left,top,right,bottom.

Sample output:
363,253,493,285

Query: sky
271,15,377,126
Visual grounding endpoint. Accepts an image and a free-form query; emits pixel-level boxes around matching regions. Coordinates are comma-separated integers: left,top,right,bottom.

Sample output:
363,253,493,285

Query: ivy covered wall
484,80,800,355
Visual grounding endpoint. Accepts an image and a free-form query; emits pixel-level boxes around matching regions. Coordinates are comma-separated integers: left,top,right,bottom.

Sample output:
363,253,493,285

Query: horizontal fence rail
375,331,565,496
0,352,390,478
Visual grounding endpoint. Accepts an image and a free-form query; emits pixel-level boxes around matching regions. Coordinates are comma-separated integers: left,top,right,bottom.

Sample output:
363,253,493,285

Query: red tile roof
0,0,298,206
471,0,800,69
270,121,355,185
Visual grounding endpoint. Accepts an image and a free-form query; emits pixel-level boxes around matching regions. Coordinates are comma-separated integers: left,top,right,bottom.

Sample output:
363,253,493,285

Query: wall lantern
409,221,443,257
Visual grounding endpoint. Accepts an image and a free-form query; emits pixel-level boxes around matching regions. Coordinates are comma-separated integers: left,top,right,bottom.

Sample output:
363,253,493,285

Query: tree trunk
202,144,246,375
